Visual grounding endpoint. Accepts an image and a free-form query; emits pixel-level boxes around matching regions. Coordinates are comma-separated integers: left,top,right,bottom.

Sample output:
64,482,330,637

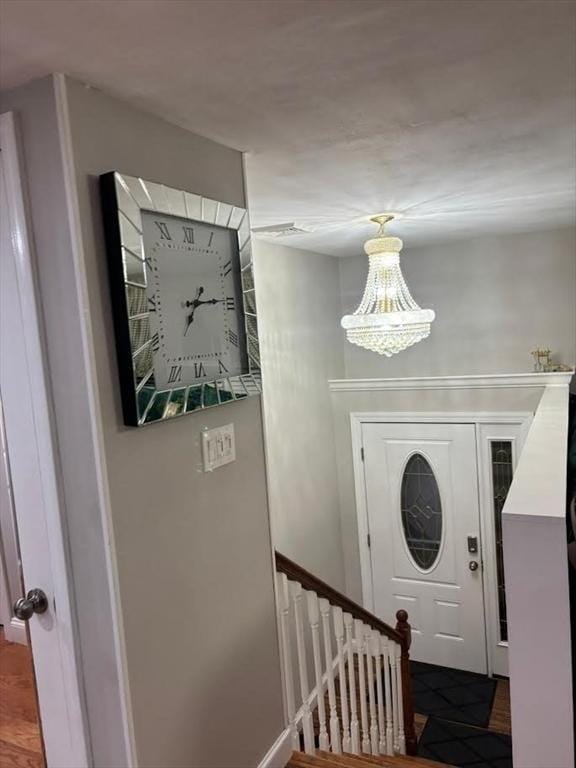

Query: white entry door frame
1,111,90,766
350,410,532,677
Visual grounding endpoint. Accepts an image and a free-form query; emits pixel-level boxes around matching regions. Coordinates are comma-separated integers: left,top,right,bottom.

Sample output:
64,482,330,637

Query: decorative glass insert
401,453,443,570
491,441,513,642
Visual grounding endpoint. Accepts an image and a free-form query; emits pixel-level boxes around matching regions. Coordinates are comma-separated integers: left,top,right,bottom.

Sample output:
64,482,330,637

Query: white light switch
202,423,236,472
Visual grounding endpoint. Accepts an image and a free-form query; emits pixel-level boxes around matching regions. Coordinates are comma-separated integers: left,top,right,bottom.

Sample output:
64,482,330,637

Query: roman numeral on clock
151,332,160,352
227,329,239,347
225,297,235,311
147,296,157,312
154,221,172,240
182,226,194,244
207,232,214,247
222,260,232,277
194,362,207,378
167,365,182,384
217,358,228,374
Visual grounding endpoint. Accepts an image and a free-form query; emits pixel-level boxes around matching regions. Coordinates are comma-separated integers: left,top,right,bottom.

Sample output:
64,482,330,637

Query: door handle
13,589,49,621
469,560,479,572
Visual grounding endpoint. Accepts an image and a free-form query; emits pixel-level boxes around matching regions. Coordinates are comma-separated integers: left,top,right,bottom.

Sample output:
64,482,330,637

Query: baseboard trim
257,728,292,768
3,617,27,645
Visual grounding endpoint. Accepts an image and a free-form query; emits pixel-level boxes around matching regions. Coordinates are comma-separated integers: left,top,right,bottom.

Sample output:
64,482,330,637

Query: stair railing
275,551,417,758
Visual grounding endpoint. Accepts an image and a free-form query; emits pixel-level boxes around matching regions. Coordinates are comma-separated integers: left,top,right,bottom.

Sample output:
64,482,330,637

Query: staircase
275,553,447,768
287,749,447,767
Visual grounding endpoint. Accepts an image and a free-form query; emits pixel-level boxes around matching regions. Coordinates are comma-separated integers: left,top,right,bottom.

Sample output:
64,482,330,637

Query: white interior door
1,113,89,767
0,400,27,645
362,422,486,674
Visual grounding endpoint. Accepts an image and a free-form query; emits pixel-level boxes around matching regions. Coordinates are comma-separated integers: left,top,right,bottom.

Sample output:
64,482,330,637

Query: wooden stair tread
356,754,448,767
287,751,343,768
287,751,450,768
317,751,387,768
347,753,447,767
319,750,402,768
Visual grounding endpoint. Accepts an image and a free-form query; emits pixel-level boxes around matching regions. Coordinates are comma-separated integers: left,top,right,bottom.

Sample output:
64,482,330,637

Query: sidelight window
490,441,514,642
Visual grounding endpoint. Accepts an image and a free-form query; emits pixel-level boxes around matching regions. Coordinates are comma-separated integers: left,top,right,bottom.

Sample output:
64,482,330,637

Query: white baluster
354,619,370,754
320,598,341,753
364,625,379,755
307,591,329,751
381,635,394,755
276,573,299,749
390,640,399,753
372,631,386,755
395,642,406,755
290,580,315,754
334,607,351,753
344,613,360,754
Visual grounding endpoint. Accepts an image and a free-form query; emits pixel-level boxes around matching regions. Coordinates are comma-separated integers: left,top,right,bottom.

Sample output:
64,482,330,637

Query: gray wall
254,241,345,589
340,228,576,378
2,75,285,768
64,77,285,768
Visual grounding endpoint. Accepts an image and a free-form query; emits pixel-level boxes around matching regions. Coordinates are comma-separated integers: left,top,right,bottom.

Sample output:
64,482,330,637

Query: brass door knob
469,561,479,572
13,589,49,621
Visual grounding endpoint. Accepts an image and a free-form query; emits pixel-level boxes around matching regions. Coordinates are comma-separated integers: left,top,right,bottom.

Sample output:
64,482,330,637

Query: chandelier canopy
341,214,435,357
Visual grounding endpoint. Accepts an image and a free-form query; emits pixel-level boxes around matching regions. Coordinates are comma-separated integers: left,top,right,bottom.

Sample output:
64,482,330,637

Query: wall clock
100,171,261,426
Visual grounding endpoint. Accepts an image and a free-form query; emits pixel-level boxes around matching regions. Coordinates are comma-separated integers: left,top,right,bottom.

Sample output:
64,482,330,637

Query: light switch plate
201,423,236,472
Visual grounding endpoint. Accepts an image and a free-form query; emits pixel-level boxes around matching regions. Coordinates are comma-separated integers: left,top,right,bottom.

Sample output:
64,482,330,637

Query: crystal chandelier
341,214,435,356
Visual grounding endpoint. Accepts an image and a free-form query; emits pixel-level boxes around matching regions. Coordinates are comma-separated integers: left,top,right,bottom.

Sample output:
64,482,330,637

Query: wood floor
488,679,511,735
0,628,44,768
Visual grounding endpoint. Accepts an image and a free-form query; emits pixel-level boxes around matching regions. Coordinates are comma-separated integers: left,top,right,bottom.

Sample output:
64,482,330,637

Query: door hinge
367,533,371,548
360,446,365,462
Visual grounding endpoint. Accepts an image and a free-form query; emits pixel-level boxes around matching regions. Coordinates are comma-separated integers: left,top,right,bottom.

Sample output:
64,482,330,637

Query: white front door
362,422,486,674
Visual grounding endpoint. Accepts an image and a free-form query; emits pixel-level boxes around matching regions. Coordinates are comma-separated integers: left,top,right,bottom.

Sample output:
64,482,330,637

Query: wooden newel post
395,609,417,756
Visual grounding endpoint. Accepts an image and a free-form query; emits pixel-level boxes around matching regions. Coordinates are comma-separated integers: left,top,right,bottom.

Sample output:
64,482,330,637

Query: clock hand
195,298,222,307
182,289,221,336
184,310,195,336
182,287,204,336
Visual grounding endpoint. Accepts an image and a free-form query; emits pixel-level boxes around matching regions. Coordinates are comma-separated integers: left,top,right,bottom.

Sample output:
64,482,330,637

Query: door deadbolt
13,589,49,621
469,560,479,572
467,536,478,554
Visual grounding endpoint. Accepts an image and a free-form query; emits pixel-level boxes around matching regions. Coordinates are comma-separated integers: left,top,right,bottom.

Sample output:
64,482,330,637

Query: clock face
141,210,247,389
100,171,261,427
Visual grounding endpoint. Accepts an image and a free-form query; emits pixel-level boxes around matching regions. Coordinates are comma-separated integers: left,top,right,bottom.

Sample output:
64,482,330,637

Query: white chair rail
275,553,415,758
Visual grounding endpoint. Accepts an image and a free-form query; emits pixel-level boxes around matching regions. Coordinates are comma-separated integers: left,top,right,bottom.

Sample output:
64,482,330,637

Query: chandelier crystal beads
341,215,435,356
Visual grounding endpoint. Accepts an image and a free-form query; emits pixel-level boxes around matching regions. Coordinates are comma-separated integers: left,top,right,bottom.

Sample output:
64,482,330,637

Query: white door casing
0,400,27,645
362,422,486,674
0,112,90,766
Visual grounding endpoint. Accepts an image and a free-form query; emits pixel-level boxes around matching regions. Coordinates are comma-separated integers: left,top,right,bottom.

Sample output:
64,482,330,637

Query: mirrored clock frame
100,171,261,427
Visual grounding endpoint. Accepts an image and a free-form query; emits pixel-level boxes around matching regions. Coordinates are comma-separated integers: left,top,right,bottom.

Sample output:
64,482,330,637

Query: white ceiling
1,0,575,256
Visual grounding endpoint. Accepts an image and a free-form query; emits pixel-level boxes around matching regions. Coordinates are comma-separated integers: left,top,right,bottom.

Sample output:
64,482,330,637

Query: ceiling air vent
251,222,312,237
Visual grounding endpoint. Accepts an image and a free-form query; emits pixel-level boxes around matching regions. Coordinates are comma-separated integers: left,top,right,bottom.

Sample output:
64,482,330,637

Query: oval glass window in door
401,453,443,570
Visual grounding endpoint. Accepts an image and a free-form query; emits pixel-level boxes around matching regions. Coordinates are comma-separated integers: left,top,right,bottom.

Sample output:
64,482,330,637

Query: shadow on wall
567,393,576,751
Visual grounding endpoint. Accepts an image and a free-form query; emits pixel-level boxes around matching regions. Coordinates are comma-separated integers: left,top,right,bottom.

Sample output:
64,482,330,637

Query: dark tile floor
411,661,497,728
412,662,512,768
418,716,512,768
